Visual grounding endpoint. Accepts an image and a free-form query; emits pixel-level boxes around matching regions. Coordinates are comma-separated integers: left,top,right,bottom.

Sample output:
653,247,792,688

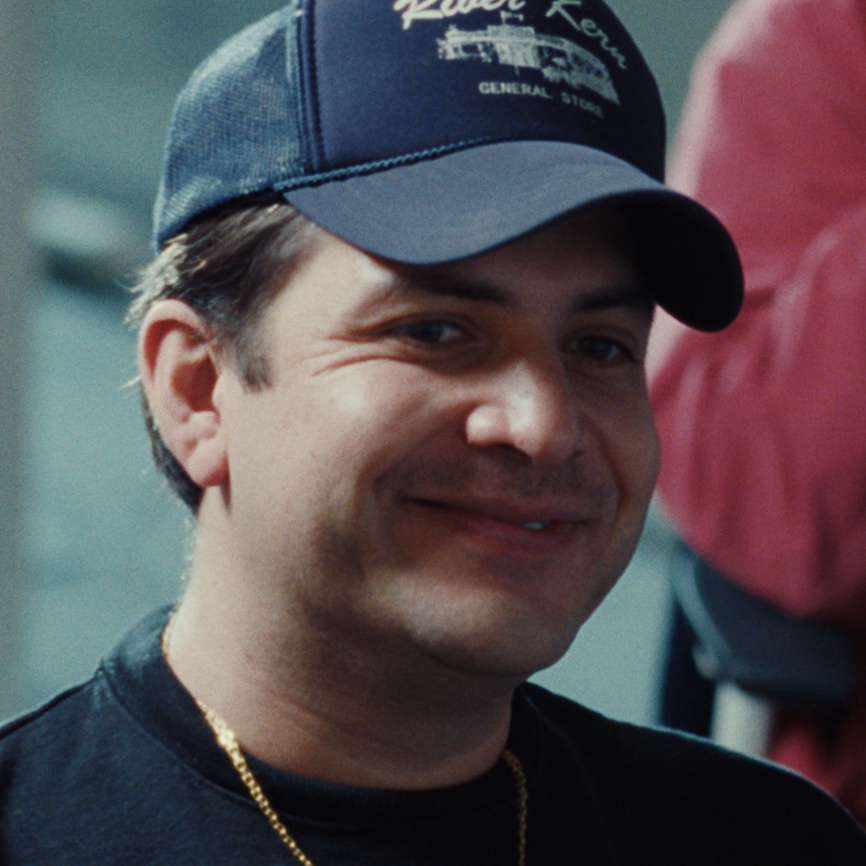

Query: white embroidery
546,0,628,70
438,15,620,104
561,89,604,118
480,80,554,99
393,0,526,31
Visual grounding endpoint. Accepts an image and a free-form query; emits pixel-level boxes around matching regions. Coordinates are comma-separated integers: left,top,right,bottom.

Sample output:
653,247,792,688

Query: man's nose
463,357,584,466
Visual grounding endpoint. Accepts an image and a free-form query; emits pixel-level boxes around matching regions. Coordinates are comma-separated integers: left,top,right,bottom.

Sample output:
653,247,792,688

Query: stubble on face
297,427,649,684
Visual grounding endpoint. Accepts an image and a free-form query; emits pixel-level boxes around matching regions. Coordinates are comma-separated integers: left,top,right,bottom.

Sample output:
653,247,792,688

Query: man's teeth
521,521,551,531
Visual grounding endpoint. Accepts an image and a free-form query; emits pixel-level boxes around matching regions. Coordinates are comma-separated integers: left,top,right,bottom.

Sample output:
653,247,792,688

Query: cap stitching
274,136,523,191
304,0,326,171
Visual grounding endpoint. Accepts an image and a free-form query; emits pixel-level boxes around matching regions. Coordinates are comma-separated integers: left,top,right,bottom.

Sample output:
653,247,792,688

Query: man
1,1,864,863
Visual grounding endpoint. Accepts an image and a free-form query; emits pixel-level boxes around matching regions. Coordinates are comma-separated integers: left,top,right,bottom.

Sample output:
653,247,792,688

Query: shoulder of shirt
520,682,865,833
0,608,170,753
0,671,103,746
522,680,795,777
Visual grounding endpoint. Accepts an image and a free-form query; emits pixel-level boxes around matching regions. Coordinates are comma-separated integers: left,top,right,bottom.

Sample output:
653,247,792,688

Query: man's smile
399,495,598,556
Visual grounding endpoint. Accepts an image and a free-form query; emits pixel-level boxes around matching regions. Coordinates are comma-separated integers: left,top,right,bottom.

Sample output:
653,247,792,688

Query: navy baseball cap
155,0,743,331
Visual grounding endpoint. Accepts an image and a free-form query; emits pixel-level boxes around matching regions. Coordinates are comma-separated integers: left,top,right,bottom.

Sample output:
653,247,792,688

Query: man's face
212,207,660,682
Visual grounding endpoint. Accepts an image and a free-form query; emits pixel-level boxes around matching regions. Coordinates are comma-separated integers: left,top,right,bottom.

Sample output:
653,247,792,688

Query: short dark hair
127,200,320,511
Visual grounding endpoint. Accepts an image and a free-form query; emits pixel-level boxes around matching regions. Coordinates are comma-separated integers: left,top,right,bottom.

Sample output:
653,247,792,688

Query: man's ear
137,299,229,489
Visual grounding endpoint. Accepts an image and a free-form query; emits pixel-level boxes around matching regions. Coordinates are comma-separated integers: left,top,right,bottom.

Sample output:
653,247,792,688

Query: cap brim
285,140,743,332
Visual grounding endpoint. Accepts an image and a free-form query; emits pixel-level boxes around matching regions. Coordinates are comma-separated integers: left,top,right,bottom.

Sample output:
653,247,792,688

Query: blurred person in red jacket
650,0,866,826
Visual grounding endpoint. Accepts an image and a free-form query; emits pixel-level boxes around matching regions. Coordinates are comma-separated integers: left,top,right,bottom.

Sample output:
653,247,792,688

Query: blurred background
0,0,733,722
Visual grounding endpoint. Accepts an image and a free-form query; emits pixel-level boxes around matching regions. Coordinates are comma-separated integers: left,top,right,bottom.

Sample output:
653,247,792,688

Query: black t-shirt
1,607,864,864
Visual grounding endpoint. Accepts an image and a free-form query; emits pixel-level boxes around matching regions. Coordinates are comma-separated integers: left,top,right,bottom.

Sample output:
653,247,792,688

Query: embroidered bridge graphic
437,18,620,105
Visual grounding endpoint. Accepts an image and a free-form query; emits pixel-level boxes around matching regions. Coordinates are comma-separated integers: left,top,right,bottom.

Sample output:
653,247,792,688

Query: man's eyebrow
390,269,511,304
574,285,654,317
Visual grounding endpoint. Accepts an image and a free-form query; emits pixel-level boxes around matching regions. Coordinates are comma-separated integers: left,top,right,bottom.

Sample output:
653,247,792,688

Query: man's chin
393,585,596,684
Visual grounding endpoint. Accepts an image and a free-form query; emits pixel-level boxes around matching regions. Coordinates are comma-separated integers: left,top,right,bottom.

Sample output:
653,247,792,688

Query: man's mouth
397,496,593,559
403,498,588,532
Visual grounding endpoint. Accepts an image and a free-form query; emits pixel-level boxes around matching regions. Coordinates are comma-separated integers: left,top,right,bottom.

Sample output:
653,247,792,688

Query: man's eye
396,320,466,345
574,336,630,364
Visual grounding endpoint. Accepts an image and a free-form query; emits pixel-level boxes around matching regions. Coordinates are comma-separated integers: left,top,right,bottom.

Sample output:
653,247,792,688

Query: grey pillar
0,0,35,719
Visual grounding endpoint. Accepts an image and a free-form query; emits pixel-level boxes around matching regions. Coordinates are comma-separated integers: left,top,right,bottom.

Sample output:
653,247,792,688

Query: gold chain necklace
162,622,528,866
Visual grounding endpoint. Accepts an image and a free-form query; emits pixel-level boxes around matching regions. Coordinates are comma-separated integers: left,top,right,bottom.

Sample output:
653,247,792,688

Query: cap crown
155,0,665,246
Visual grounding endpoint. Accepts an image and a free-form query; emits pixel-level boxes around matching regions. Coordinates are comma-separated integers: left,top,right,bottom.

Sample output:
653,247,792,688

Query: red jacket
650,0,866,823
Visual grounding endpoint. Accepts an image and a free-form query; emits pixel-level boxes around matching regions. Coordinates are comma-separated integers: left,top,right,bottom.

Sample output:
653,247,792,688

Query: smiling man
2,1,865,863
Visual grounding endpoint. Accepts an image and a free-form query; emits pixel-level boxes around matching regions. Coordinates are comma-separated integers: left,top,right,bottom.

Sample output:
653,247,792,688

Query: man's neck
163,575,517,791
